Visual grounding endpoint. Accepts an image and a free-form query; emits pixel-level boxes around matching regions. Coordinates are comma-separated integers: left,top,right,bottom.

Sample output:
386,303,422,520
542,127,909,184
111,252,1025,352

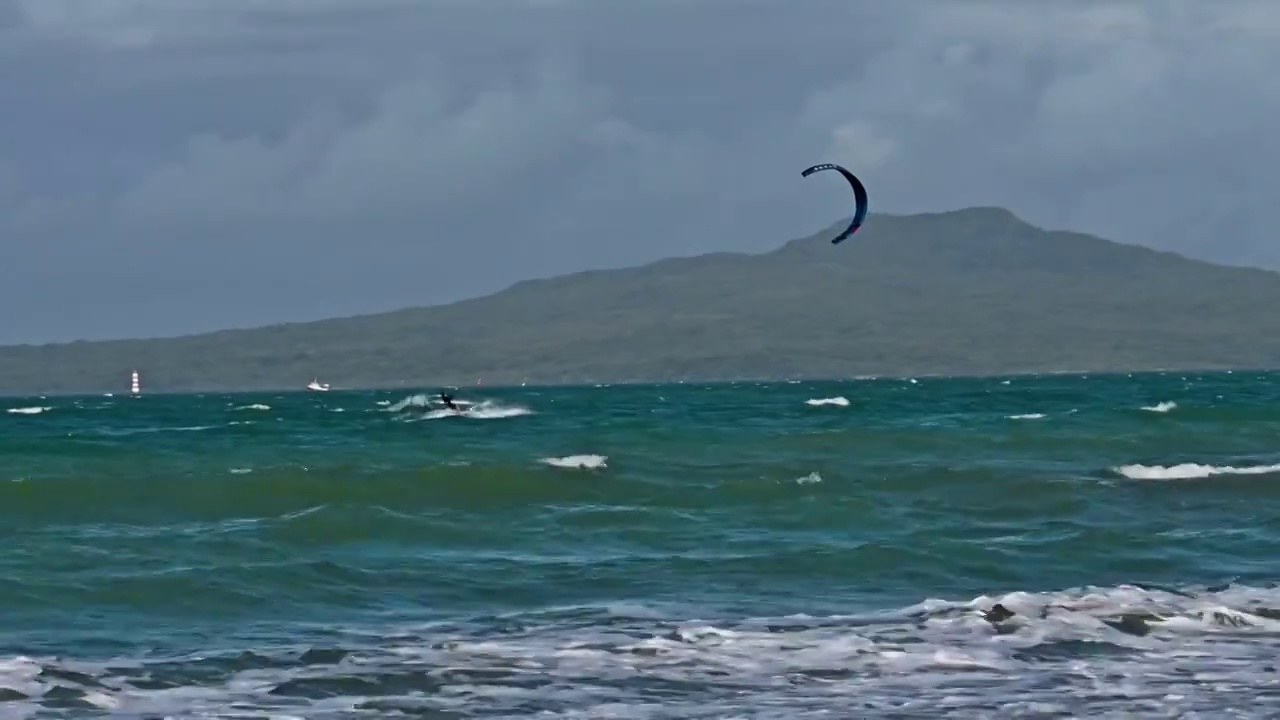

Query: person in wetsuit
439,390,458,411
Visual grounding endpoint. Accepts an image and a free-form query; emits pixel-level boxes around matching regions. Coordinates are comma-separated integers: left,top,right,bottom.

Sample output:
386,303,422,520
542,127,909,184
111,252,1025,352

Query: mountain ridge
3,206,1279,395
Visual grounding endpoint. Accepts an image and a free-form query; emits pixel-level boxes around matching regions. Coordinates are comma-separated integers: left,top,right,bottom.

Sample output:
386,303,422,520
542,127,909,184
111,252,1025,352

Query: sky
2,0,1278,344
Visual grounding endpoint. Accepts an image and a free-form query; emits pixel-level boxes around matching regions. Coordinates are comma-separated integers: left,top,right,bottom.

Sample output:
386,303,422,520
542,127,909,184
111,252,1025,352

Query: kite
801,163,868,244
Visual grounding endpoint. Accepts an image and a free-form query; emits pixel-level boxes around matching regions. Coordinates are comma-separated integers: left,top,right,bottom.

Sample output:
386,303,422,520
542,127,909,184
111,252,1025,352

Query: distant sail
130,370,140,395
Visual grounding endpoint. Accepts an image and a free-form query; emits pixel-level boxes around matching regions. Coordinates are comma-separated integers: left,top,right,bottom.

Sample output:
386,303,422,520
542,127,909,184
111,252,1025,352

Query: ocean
3,371,1280,718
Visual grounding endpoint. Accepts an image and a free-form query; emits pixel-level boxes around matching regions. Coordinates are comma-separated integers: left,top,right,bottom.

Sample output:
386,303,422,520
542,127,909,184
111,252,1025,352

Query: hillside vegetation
3,207,1279,394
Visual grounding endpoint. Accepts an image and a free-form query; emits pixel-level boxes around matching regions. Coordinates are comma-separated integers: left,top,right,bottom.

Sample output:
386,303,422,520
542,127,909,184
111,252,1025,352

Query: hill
4,206,1280,395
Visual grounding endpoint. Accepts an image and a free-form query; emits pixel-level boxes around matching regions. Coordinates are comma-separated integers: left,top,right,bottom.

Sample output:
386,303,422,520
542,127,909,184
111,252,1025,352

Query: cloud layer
2,0,1277,343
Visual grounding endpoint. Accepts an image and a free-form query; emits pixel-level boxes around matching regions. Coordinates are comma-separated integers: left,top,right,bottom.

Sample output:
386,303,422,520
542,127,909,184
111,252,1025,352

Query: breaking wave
805,396,850,407
385,393,532,420
1114,462,1280,480
542,454,608,469
3,582,1278,717
6,406,51,415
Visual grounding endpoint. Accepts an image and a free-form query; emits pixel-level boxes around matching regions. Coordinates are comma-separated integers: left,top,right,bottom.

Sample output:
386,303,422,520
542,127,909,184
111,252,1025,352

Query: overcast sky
2,0,1277,344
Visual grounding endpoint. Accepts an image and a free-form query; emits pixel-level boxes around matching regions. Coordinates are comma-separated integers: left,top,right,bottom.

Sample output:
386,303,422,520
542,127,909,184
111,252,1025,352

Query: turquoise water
4,372,1280,718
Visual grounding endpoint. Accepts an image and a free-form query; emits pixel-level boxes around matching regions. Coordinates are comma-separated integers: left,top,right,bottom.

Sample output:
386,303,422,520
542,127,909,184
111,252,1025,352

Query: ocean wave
542,454,607,469
6,406,51,415
795,471,822,484
805,396,849,407
1114,462,1280,480
4,581,1278,718
422,400,532,420
386,393,531,419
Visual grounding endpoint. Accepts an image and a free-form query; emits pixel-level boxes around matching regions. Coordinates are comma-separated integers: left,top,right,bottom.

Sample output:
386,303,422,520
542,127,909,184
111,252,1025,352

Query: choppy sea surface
4,371,1280,718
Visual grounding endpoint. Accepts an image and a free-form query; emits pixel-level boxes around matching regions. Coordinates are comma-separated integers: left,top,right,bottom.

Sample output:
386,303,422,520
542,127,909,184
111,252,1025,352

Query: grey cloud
1,0,1277,344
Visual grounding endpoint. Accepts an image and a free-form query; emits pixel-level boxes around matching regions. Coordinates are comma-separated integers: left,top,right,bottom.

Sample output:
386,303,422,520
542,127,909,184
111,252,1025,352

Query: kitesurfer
439,390,458,411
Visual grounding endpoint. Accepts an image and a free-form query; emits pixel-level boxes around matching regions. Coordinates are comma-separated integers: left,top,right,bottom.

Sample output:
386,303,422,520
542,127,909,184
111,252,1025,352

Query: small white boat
130,370,141,396
307,379,330,392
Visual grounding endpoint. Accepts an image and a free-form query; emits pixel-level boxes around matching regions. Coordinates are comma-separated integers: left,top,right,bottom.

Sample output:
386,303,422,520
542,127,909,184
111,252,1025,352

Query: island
3,206,1279,395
